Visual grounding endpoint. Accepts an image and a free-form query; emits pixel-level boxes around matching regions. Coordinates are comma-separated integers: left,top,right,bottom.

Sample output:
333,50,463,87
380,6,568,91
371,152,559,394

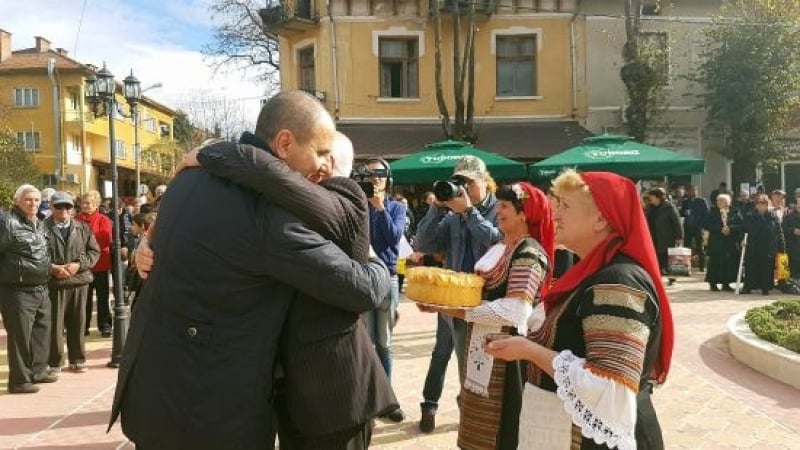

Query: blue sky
1,0,264,129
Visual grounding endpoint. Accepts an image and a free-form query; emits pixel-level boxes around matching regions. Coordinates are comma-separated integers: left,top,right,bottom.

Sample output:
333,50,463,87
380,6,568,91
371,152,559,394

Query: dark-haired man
679,185,709,272
110,91,391,449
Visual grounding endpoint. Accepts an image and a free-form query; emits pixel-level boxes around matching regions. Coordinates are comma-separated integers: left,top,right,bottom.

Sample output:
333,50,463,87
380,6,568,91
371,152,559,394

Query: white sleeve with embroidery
464,297,532,334
552,350,637,450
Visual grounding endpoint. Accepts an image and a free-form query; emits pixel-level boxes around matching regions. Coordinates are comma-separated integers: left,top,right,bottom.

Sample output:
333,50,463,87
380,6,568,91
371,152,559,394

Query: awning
337,121,593,162
389,140,527,184
529,134,706,180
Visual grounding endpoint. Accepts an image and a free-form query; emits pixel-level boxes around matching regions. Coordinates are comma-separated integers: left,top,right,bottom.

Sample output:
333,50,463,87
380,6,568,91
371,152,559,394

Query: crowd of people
0,186,159,394
95,90,672,449
32,90,800,448
642,181,796,295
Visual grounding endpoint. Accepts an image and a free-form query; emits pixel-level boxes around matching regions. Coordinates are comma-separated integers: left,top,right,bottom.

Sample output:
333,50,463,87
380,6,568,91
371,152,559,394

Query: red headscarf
515,182,556,297
542,172,674,384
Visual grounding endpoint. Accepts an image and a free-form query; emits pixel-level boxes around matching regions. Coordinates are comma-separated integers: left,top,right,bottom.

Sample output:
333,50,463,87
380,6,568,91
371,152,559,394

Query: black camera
351,164,388,198
433,176,468,202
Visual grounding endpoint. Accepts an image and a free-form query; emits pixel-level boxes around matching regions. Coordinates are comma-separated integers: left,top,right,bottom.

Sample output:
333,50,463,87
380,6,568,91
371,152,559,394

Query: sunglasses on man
53,204,74,210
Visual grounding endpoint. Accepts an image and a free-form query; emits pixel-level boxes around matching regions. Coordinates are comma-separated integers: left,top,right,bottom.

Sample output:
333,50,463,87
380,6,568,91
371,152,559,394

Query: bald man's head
331,132,354,178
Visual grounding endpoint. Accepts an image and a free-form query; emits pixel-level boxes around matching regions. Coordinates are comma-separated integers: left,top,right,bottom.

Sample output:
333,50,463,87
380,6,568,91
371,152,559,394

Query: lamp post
85,63,140,368
125,77,162,199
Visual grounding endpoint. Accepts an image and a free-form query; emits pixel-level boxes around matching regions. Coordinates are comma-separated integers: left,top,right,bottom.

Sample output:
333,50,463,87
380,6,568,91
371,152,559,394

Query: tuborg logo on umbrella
584,149,640,160
420,153,467,164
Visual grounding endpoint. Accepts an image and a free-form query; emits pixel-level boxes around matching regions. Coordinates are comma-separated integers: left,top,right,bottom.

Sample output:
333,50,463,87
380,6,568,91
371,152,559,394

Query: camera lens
434,180,460,202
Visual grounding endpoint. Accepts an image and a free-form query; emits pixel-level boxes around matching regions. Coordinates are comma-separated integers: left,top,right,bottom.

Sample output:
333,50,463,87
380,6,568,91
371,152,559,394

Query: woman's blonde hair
81,190,102,206
551,169,591,199
485,172,497,193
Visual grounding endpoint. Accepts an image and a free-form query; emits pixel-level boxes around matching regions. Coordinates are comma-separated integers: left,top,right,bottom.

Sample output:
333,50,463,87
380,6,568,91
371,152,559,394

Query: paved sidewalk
1,274,799,449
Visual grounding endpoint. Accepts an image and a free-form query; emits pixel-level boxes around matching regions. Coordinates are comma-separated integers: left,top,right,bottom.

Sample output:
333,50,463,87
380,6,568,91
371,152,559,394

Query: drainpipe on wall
47,57,62,186
327,0,340,120
569,0,584,119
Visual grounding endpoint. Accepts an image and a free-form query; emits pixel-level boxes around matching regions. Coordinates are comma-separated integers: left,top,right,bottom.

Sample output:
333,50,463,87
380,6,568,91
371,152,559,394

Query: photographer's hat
453,155,487,180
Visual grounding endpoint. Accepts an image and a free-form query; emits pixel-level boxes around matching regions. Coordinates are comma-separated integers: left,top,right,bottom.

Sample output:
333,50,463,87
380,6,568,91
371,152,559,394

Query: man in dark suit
109,91,391,449
172,133,398,450
174,131,399,448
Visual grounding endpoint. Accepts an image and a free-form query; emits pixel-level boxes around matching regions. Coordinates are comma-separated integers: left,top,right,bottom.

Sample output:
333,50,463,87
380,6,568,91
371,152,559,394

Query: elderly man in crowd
0,184,58,394
44,192,101,374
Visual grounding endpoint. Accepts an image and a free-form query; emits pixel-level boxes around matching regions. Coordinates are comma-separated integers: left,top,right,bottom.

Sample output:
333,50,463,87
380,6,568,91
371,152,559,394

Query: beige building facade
583,0,727,195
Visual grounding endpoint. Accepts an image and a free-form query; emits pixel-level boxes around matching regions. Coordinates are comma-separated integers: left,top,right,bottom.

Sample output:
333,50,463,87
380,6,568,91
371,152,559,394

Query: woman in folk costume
424,182,554,449
487,170,674,450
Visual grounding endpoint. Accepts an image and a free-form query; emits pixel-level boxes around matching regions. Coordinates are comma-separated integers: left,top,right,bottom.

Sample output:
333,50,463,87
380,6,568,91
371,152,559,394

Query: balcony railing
438,0,495,16
259,0,319,36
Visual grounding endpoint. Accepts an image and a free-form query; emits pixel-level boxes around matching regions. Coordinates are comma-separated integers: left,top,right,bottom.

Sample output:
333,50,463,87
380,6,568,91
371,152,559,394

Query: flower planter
727,312,800,390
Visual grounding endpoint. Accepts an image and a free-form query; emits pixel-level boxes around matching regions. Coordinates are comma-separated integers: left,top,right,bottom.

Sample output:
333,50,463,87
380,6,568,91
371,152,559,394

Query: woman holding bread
485,170,673,450
424,181,554,449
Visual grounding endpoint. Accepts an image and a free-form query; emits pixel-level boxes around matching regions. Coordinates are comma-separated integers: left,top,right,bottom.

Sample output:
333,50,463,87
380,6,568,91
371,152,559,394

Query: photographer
360,158,408,422
414,155,501,432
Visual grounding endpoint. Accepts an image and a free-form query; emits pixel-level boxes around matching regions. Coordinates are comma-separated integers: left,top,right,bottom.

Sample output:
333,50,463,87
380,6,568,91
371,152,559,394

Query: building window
16,131,41,151
115,140,126,159
14,88,40,107
496,35,537,97
379,38,418,98
640,32,669,83
143,114,157,133
298,47,315,91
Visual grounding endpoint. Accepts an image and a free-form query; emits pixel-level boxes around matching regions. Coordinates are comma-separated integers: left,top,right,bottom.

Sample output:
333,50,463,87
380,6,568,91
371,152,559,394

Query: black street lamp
85,63,139,368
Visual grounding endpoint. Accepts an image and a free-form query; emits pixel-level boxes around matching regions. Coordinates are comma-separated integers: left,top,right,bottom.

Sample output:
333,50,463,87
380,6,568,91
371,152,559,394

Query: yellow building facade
264,0,590,162
0,31,176,197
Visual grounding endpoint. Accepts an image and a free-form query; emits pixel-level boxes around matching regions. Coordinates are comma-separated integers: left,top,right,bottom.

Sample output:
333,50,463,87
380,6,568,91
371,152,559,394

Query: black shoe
84,329,90,337
710,284,719,292
762,289,770,296
32,370,59,384
722,284,735,292
383,408,405,423
419,409,436,433
8,383,39,394
100,329,112,338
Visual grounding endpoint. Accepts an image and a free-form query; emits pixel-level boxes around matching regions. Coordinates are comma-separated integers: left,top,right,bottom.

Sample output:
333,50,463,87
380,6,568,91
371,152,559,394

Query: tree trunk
452,3,464,137
432,0,452,138
465,21,476,142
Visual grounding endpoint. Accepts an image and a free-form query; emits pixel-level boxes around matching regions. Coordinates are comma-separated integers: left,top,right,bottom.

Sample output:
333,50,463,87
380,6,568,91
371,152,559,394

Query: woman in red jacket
76,190,113,337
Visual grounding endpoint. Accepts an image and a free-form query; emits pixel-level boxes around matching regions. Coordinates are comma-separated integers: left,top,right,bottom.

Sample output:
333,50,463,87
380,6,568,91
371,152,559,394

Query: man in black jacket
185,131,397,448
44,192,101,373
109,91,391,449
0,185,58,394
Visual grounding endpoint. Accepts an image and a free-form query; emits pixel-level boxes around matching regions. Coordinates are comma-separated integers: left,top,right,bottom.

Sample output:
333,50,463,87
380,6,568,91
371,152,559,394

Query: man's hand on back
173,148,201,175
137,236,154,279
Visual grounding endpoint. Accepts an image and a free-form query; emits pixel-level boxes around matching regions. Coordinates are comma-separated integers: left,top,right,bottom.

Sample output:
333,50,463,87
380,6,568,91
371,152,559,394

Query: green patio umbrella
389,140,527,184
529,134,705,180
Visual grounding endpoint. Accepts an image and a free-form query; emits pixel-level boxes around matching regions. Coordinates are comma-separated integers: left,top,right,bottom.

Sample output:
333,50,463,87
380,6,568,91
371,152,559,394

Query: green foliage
172,110,195,149
621,1,670,143
699,0,800,166
142,139,186,175
0,109,42,210
745,299,800,353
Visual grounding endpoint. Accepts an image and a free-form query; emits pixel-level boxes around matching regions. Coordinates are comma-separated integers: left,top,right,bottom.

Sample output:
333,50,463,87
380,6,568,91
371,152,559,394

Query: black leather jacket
0,207,51,287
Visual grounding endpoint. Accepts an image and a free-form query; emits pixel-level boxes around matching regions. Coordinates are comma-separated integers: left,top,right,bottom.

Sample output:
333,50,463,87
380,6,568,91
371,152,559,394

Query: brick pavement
0,274,798,449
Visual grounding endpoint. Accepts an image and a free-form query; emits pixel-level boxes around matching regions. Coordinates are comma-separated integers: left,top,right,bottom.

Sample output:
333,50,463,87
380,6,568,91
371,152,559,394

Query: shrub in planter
745,300,800,353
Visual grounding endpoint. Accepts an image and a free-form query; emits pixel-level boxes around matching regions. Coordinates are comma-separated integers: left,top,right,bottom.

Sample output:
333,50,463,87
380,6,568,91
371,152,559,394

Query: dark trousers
85,271,111,333
0,286,51,386
274,392,372,450
421,313,454,412
745,253,775,291
684,227,705,270
49,284,88,367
